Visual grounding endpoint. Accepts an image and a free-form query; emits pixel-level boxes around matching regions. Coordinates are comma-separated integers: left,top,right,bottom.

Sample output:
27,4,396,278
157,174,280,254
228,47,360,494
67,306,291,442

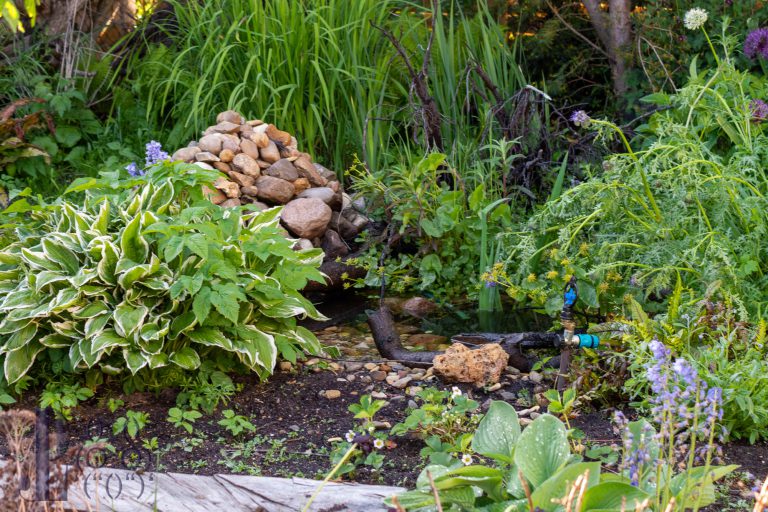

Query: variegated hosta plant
0,176,327,384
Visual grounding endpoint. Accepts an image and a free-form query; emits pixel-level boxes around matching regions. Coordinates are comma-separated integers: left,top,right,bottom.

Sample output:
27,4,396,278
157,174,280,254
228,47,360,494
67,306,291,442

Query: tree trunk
30,0,136,46
582,0,633,101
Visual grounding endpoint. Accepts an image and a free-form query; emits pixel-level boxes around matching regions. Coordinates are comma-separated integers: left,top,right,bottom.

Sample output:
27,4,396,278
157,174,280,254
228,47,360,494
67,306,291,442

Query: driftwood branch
367,306,562,372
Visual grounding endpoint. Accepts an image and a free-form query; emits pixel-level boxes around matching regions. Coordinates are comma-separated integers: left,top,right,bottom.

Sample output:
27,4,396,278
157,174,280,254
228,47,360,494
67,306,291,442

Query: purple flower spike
745,28,768,61
145,140,170,167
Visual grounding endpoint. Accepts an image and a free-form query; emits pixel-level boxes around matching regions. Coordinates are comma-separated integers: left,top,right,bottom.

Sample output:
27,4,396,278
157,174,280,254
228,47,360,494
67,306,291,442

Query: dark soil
3,364,765,493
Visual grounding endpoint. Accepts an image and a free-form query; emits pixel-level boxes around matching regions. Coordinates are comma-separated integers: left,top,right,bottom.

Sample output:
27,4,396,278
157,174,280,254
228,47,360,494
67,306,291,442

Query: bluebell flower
125,162,142,177
145,140,170,167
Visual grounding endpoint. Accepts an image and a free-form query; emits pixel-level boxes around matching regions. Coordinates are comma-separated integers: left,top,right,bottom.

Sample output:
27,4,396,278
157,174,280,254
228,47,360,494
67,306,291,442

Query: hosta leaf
0,318,32,335
97,241,119,285
34,271,68,292
39,333,72,348
169,311,197,339
85,315,112,340
117,263,150,289
51,320,80,337
0,251,21,265
0,289,38,311
140,321,169,342
120,214,149,263
169,346,201,370
113,303,149,338
41,239,80,275
79,338,104,368
290,326,321,354
531,462,600,511
148,352,168,369
188,327,233,350
514,414,570,488
4,340,44,383
234,326,276,369
73,301,110,319
69,268,96,288
2,322,38,352
123,349,148,374
94,200,110,235
21,248,60,271
50,288,81,312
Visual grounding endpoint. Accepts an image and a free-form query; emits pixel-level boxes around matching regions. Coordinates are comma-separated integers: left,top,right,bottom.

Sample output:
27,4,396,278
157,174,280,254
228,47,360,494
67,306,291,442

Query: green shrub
501,45,768,316
0,162,326,387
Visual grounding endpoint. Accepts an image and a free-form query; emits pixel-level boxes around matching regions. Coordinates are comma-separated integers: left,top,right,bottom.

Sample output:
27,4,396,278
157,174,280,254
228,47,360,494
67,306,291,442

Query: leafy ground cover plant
328,394,390,478
0,158,326,392
391,386,481,466
500,19,768,317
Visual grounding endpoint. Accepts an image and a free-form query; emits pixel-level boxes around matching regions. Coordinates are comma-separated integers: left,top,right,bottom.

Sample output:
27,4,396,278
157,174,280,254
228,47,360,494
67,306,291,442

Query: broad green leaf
41,239,79,275
39,333,72,348
514,414,570,488
581,482,652,511
2,322,37,352
34,271,68,291
163,235,185,262
97,241,119,285
169,347,201,370
4,340,44,383
91,329,129,352
237,326,276,369
84,314,110,339
185,233,209,260
531,462,600,511
192,286,212,324
188,327,232,350
113,303,148,338
21,248,60,271
170,311,197,339
123,349,148,374
120,214,149,263
210,289,240,324
472,401,520,463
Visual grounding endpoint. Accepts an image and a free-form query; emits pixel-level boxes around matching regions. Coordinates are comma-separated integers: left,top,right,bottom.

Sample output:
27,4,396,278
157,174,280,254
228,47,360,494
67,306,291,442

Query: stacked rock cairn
170,110,368,259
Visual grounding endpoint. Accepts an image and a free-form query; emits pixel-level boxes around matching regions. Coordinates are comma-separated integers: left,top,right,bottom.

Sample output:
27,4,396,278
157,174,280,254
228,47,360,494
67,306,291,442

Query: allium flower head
744,28,768,60
570,110,591,128
145,140,170,167
683,8,708,30
373,438,385,450
461,453,472,465
750,99,768,122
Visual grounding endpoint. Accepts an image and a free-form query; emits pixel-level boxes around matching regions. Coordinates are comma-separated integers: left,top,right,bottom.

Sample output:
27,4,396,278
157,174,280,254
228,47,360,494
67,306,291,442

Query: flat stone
371,391,387,399
325,389,341,400
172,146,200,162
528,371,543,383
216,110,244,125
240,138,261,160
229,171,255,187
222,136,240,152
321,229,348,259
260,141,280,163
370,371,387,382
248,132,270,148
264,159,299,181
214,177,240,198
241,185,259,196
402,297,438,318
220,198,242,208
212,121,241,134
315,163,336,180
198,133,225,154
255,175,295,204
364,363,379,371
202,185,226,205
231,153,261,178
213,162,232,173
265,124,292,145
297,187,339,208
293,178,310,195
386,375,412,389
294,154,327,186
195,151,220,162
280,198,332,239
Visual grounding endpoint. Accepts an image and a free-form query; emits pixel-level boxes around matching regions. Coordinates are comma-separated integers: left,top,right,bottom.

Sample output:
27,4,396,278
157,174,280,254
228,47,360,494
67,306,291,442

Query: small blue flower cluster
125,140,170,177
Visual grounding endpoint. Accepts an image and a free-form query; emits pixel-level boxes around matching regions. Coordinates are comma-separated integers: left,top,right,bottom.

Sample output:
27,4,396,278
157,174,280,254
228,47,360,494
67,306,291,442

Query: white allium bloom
373,438,385,450
345,430,356,443
684,8,708,30
461,453,473,466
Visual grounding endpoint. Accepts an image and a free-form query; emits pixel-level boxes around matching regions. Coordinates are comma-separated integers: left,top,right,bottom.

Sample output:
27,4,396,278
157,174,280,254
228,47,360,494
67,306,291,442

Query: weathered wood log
0,463,403,512
366,305,563,372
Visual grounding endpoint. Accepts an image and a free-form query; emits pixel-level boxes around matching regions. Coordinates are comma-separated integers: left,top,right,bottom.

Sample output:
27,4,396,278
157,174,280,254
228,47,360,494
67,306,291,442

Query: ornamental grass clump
0,161,326,389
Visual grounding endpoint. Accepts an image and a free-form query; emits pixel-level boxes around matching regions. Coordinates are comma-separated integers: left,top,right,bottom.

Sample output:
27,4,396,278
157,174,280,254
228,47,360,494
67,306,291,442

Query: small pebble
325,389,341,399
279,361,293,371
487,383,502,392
364,363,379,371
371,391,387,399
407,400,418,409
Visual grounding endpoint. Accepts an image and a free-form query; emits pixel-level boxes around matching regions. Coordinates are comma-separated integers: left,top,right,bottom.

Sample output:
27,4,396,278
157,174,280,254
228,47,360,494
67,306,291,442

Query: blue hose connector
577,334,599,349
